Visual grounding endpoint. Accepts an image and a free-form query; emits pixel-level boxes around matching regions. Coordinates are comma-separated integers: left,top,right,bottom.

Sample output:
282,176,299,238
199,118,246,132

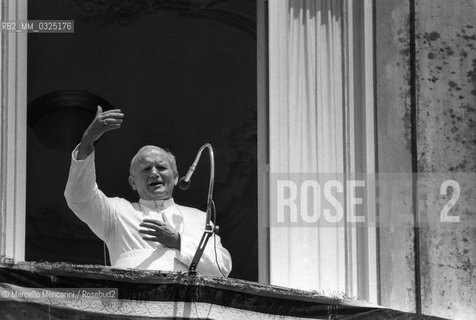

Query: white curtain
268,0,375,295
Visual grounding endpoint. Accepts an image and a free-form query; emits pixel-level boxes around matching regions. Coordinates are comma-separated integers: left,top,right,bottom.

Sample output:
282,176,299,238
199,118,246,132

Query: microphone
178,176,191,190
178,161,197,190
179,143,217,274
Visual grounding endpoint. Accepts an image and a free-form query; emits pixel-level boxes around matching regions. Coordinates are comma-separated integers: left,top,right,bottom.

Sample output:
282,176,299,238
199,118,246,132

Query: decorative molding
71,0,256,38
27,90,114,152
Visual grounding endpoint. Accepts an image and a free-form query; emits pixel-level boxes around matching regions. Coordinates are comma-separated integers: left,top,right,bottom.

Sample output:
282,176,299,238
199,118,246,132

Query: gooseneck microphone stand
179,143,217,275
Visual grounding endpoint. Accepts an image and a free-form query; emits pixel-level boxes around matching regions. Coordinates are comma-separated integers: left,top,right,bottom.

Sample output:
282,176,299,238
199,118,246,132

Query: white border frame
0,0,27,261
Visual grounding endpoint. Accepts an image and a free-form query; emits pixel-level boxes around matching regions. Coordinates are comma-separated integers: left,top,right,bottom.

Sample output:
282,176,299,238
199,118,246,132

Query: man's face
128,148,178,200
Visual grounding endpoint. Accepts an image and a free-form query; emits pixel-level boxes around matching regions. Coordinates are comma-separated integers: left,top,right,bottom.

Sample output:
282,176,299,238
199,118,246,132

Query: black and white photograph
0,0,474,319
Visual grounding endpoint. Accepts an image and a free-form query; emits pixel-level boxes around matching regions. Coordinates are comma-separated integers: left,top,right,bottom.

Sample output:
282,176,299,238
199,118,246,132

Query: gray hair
129,145,179,178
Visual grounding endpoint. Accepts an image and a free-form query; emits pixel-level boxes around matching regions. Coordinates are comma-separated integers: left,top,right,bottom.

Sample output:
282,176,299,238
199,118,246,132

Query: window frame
0,0,28,262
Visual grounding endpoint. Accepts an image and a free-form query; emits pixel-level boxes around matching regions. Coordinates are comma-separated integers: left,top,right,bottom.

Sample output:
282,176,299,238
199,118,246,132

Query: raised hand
77,105,124,159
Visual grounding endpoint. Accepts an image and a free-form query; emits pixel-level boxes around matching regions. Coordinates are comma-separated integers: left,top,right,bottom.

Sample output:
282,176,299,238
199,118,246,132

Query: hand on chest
140,205,184,233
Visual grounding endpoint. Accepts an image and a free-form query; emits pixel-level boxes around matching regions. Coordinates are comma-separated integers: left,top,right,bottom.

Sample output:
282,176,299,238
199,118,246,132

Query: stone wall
376,0,475,319
416,0,475,318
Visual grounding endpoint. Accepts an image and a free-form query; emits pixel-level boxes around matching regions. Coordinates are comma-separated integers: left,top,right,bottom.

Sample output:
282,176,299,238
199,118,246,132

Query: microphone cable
103,242,107,266
211,200,227,277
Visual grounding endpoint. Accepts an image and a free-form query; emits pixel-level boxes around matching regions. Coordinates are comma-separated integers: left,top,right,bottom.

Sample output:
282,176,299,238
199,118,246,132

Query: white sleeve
175,217,232,277
64,145,116,242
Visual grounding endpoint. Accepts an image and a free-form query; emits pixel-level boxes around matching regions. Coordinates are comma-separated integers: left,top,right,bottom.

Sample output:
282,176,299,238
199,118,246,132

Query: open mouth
148,181,163,188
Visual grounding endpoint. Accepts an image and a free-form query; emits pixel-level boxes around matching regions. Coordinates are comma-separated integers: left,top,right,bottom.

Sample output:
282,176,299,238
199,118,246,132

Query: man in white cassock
64,106,232,276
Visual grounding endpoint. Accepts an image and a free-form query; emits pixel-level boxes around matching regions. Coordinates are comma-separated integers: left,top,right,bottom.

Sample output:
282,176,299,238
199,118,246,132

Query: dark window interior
26,0,258,281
